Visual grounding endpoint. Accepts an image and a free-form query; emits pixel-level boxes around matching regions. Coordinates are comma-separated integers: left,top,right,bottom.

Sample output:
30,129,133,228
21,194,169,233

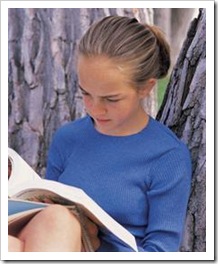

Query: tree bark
8,8,154,175
170,8,197,68
157,8,206,252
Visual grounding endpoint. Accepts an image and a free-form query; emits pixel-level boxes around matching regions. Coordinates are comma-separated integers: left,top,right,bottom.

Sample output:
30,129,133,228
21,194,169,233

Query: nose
86,98,107,116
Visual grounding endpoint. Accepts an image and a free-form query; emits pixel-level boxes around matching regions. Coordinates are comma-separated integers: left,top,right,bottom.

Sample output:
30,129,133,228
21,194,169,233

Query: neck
94,110,149,137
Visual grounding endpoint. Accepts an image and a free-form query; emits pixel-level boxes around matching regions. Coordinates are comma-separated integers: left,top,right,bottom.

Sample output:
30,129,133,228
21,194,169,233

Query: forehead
77,55,133,94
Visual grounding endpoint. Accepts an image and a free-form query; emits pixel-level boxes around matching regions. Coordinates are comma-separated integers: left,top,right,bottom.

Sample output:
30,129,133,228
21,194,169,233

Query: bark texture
157,8,206,252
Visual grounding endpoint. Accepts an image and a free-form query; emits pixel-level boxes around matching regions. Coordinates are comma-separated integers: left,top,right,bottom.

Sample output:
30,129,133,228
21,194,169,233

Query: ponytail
145,24,171,78
79,16,171,88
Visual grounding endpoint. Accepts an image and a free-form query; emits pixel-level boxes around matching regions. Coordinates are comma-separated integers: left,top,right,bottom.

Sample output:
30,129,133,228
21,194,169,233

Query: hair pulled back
79,16,170,88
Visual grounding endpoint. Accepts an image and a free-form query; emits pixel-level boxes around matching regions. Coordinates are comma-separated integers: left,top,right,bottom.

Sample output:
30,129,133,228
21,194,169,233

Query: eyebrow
78,85,122,98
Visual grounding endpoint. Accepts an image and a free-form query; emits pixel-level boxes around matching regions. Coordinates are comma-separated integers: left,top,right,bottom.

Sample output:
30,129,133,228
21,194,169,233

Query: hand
82,218,100,251
27,196,55,204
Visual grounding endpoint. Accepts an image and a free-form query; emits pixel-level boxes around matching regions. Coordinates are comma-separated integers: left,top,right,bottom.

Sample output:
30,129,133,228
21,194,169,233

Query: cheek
115,100,140,118
83,97,92,109
110,103,131,117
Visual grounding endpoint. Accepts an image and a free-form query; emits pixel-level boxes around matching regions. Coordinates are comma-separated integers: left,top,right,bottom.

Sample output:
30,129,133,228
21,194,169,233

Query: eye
106,98,121,103
82,91,89,96
80,89,90,97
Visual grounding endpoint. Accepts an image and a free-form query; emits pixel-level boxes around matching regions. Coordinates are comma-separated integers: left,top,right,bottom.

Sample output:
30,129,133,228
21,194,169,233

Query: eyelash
106,98,120,103
81,91,120,103
81,90,89,96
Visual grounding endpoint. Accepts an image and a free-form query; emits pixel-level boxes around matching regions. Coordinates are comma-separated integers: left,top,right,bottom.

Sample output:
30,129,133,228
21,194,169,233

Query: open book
8,148,138,252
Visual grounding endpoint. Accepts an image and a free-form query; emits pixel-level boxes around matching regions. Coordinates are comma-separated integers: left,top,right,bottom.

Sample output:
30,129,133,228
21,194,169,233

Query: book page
8,148,41,190
11,182,138,251
8,148,138,252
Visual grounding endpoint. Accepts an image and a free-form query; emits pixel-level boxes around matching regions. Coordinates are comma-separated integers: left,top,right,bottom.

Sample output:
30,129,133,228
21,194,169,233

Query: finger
86,220,99,236
91,237,101,251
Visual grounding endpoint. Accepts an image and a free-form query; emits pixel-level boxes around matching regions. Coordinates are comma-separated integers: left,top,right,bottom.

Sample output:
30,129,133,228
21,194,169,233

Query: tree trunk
157,8,206,252
170,8,197,68
8,8,154,175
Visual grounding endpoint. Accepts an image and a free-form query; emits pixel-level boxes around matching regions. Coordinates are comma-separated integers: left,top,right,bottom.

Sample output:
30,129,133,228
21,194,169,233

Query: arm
45,127,101,251
45,129,66,181
140,146,192,252
45,123,79,181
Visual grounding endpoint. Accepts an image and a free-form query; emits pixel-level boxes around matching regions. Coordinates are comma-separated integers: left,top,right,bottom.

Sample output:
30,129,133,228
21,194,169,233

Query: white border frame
1,1,214,261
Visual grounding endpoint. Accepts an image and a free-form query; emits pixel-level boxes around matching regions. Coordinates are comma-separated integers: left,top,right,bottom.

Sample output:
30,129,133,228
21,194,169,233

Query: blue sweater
45,115,192,252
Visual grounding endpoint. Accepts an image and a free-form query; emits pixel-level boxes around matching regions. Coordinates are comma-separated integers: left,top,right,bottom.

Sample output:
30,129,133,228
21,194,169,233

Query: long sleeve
45,129,66,181
140,146,192,252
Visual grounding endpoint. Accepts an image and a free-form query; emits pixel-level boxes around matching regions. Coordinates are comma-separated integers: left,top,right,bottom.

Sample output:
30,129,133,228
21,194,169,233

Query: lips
97,118,110,122
95,118,111,124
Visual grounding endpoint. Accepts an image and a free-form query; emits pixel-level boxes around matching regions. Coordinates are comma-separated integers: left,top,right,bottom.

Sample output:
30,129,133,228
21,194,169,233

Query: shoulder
47,116,91,163
147,117,192,170
49,116,92,154
148,117,188,151
53,116,90,141
148,118,192,175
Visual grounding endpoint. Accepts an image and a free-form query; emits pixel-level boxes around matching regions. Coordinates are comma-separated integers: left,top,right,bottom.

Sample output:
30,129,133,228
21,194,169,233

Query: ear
138,78,157,98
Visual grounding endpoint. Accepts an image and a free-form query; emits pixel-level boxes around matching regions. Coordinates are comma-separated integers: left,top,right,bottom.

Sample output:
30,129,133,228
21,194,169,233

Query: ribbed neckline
86,115,152,139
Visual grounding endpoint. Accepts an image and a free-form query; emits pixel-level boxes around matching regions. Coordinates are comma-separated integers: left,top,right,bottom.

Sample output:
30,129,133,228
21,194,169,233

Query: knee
17,205,82,251
41,205,81,232
8,235,24,252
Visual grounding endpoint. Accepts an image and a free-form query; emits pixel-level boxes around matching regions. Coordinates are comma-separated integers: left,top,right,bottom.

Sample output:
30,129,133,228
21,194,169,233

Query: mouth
95,118,111,124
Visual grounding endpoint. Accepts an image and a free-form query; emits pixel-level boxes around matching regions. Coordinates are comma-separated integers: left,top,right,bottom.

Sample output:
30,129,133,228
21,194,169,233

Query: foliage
157,77,169,109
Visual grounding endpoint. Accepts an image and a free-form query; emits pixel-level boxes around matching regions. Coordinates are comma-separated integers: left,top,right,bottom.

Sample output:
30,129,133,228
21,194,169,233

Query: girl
9,15,191,252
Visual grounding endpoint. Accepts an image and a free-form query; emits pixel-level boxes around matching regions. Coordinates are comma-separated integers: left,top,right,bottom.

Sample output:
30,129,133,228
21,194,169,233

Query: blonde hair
79,16,170,88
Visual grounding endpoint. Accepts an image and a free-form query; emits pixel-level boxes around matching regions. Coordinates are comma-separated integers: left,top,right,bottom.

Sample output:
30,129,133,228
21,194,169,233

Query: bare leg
17,205,82,252
8,235,24,252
